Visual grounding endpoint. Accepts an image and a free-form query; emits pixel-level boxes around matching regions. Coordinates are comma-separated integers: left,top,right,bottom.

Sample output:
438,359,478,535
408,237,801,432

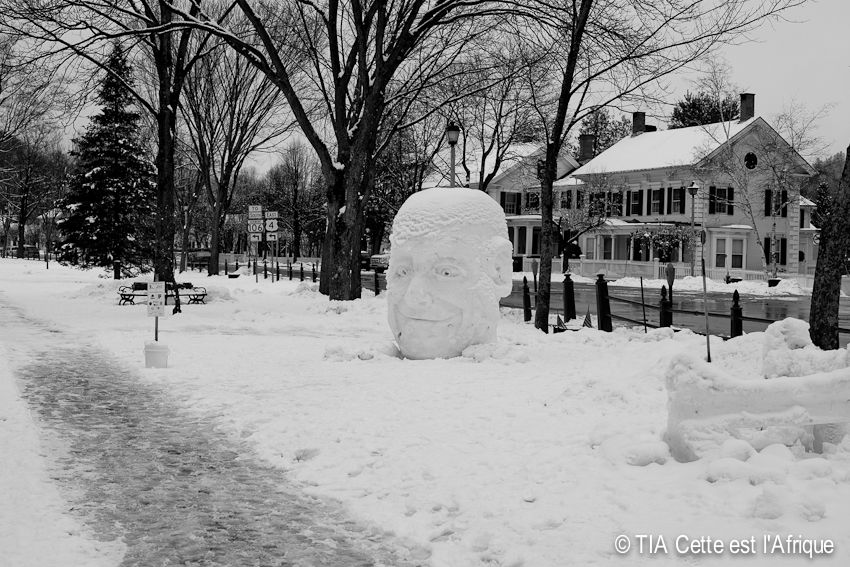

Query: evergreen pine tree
669,91,740,129
58,43,156,270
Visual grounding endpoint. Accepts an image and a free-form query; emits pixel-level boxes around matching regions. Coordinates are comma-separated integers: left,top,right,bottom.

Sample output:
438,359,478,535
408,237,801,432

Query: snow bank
666,319,850,462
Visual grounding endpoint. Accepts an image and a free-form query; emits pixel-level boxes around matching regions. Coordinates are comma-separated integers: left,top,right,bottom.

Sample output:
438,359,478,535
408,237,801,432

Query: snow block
665,353,850,462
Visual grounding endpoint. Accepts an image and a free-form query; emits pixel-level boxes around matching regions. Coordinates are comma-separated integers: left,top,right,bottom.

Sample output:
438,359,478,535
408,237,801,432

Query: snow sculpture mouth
386,187,513,360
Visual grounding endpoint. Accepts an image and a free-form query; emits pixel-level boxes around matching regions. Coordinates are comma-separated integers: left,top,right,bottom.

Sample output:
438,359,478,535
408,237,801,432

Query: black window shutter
645,189,651,216
708,186,717,214
625,191,631,216
636,190,643,216
658,188,665,215
577,191,583,209
765,189,772,217
727,187,734,215
781,190,788,217
678,188,686,214
764,237,771,265
500,192,507,210
666,187,673,214
780,238,787,265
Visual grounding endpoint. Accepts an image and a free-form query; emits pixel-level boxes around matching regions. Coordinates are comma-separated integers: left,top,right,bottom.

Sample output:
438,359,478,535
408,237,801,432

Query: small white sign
264,211,278,219
249,233,262,242
266,233,278,242
248,220,265,233
147,282,166,317
264,219,278,232
248,211,263,220
248,205,262,214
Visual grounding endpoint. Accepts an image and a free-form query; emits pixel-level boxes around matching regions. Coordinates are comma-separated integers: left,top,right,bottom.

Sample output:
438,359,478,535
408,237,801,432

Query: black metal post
522,277,532,322
113,261,121,280
660,285,673,327
730,289,743,338
264,260,268,279
224,260,228,275
276,262,280,281
594,274,613,332
289,262,293,280
312,265,317,282
235,260,239,271
300,263,304,281
563,274,576,320
374,272,380,295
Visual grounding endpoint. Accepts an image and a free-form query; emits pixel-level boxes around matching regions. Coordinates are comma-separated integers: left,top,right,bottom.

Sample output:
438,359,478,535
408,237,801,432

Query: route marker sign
248,220,265,233
249,233,262,242
264,219,278,232
267,233,278,242
264,210,278,219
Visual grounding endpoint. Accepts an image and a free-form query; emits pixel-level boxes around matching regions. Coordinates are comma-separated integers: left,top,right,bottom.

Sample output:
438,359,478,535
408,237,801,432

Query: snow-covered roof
799,196,816,207
572,118,757,176
553,175,584,187
716,224,754,230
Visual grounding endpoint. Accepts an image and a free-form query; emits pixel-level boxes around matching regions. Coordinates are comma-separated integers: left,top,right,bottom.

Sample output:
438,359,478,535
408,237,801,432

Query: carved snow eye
395,265,411,278
435,264,460,278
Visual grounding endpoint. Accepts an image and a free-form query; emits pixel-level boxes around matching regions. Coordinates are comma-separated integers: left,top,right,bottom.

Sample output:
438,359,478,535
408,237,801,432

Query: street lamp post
446,122,460,188
688,181,699,276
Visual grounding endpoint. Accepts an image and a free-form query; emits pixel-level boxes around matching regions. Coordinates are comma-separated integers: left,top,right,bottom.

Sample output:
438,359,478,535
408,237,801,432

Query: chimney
632,111,645,135
740,93,755,122
578,133,596,162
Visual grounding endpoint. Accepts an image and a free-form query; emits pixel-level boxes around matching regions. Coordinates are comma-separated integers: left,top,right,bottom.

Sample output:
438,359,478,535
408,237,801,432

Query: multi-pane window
500,192,521,215
526,191,540,210
651,189,663,214
672,189,685,213
731,239,744,268
714,187,728,214
715,238,727,268
560,190,572,210
630,191,642,215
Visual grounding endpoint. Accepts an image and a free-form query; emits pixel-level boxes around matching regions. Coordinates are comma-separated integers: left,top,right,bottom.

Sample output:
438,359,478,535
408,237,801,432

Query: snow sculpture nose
403,273,432,309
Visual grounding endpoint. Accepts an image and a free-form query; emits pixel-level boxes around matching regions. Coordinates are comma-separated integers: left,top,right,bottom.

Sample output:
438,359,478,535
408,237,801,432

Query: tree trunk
810,147,850,350
292,184,301,261
208,209,224,276
16,191,28,257
319,167,369,299
154,106,178,283
534,147,557,333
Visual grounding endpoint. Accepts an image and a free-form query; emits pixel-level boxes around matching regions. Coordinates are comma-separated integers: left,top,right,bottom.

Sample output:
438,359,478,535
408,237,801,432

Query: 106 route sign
247,220,265,233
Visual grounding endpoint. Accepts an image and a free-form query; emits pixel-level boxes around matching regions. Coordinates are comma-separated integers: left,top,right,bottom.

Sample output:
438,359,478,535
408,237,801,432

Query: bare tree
523,0,805,332
180,38,292,275
1,0,219,282
160,0,516,299
809,149,850,350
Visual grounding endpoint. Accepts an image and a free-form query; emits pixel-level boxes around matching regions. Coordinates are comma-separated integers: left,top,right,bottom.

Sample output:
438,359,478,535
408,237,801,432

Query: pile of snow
2,259,850,565
666,319,850,462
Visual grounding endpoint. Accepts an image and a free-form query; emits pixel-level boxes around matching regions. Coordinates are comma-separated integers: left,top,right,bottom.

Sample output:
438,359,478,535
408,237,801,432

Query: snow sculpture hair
387,187,513,359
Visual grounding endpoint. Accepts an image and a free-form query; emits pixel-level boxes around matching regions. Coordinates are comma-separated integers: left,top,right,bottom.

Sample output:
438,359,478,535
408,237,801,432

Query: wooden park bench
118,282,207,306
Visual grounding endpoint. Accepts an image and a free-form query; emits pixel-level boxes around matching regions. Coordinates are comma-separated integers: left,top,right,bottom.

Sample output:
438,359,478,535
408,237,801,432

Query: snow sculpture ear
485,235,514,298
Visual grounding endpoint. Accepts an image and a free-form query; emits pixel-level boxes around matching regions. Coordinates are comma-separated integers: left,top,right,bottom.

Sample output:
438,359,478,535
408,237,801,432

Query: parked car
370,253,390,273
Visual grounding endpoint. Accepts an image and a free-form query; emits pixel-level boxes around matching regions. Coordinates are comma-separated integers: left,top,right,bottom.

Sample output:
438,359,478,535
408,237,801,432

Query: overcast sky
678,0,848,160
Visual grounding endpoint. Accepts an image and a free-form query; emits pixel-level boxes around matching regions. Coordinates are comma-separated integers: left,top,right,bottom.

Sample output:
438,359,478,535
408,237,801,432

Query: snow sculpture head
387,187,513,359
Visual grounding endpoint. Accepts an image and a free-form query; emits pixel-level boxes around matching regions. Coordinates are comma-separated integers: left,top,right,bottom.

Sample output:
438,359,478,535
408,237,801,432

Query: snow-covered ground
3,258,850,566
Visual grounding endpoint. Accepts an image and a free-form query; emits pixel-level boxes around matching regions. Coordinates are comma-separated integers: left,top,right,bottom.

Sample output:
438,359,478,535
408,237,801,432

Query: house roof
572,118,757,176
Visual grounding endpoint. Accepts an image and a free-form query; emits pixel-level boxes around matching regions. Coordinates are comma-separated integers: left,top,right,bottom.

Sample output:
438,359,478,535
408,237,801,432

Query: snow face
387,188,513,359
